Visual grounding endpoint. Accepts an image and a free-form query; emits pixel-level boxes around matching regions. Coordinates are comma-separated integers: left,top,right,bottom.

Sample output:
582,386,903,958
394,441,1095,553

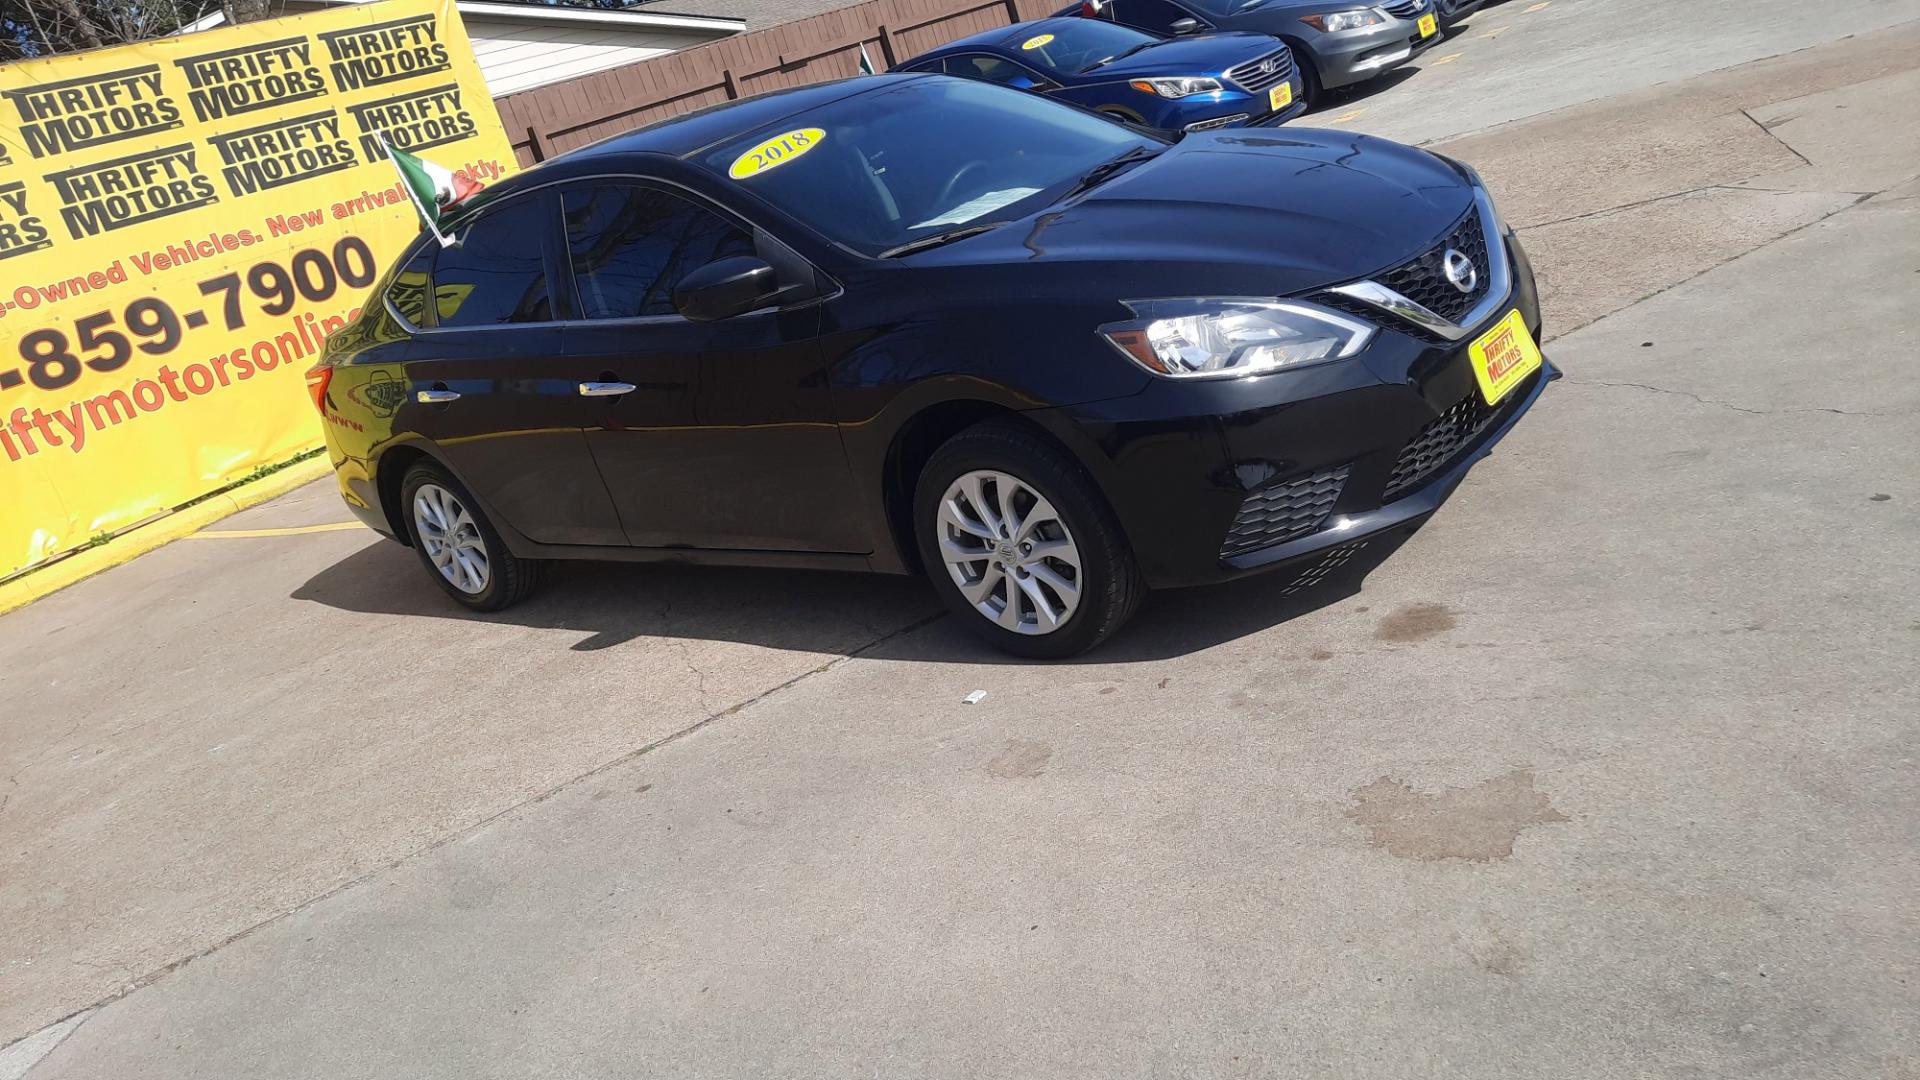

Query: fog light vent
1220,465,1349,559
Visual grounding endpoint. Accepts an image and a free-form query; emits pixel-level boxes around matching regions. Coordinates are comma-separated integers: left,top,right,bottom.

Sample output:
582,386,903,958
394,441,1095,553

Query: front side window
948,54,1048,89
434,195,554,328
562,184,755,319
699,78,1157,256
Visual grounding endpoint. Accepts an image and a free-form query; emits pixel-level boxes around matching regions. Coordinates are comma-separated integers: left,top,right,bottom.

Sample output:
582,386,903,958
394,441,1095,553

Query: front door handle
416,389,461,403
578,381,636,397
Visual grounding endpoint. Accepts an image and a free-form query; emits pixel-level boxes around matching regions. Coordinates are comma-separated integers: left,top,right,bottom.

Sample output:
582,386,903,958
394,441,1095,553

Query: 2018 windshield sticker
728,128,824,180
1021,34,1054,50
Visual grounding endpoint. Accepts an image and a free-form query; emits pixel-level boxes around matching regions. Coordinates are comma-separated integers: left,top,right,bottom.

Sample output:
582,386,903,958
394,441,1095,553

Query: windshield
1016,21,1160,75
698,78,1158,257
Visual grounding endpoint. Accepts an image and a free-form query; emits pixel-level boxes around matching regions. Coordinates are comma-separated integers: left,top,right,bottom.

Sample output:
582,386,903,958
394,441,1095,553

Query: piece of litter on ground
963,690,989,705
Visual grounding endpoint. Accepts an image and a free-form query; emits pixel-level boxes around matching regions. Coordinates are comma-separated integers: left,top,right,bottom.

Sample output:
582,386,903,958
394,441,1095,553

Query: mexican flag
380,132,480,244
858,42,878,76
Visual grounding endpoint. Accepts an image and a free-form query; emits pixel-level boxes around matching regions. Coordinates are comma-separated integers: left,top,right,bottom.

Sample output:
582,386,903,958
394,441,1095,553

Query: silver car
1074,0,1443,106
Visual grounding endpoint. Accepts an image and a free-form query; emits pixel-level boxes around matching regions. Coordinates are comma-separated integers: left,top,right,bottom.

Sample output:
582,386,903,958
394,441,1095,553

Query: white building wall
463,18,717,96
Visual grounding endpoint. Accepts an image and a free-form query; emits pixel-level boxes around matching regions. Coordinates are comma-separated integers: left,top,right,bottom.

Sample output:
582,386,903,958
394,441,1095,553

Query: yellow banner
0,0,517,575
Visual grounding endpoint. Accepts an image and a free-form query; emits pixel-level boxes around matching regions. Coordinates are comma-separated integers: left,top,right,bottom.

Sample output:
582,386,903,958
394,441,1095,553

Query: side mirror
1169,17,1200,33
673,256,781,322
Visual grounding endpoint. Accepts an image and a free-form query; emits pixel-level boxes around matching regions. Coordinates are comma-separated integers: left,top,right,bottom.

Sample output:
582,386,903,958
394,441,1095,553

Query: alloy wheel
936,469,1082,635
412,483,491,595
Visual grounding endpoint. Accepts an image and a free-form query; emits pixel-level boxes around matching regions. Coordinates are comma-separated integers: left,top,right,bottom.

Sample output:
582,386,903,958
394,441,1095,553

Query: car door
395,189,627,547
555,179,867,553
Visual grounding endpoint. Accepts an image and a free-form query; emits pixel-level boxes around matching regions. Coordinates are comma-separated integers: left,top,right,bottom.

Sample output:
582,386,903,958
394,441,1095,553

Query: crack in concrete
1520,184,1718,231
1560,377,1913,418
0,1010,94,1078
654,596,713,713
1521,182,1868,233
1741,106,1815,168
1541,190,1877,341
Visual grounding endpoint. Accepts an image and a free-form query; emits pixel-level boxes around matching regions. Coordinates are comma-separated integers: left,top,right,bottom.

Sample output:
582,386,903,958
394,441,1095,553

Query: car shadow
293,525,1419,664
1303,67,1421,116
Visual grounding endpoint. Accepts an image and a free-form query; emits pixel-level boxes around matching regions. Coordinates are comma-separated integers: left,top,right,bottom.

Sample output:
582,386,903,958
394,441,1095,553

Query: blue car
893,16,1305,133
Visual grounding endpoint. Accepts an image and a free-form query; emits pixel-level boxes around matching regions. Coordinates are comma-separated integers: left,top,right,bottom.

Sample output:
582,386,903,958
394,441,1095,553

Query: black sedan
310,75,1552,657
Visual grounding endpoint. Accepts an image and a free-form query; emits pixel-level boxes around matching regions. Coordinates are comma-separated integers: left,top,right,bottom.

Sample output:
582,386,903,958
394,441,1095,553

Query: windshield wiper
1079,41,1155,72
1059,145,1161,201
878,223,1002,259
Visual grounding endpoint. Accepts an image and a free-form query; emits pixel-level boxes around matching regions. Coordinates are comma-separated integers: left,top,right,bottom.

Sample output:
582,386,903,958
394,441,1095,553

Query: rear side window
561,184,755,319
433,195,555,328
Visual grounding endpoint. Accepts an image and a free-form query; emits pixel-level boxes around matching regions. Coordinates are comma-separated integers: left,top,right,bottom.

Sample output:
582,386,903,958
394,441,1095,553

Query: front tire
1292,49,1324,111
400,460,541,612
914,420,1143,658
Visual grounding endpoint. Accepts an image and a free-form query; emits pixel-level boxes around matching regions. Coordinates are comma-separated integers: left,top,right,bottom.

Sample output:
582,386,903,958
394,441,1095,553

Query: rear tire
400,459,541,612
914,420,1143,658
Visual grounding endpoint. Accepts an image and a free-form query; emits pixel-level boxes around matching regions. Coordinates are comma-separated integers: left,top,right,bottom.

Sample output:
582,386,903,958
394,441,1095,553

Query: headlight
1099,298,1375,379
1130,76,1222,98
1301,9,1385,31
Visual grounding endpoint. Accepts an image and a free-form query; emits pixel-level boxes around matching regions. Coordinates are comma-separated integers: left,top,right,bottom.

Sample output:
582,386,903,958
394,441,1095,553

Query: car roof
914,16,1086,58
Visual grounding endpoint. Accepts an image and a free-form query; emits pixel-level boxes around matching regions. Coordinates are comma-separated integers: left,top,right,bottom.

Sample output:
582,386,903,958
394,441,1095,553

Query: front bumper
1152,74,1308,133
1242,81,1311,128
1219,358,1553,576
1309,9,1440,88
1030,232,1549,589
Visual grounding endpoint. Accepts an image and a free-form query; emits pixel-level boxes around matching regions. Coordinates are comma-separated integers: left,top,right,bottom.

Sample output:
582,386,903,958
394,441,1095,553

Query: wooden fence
492,0,1065,167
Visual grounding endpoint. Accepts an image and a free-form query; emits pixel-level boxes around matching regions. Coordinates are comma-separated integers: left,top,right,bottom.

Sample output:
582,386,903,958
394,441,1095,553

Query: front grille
1185,112,1249,132
1383,391,1501,501
1382,0,1423,17
1226,50,1294,95
1220,465,1348,559
1377,210,1491,323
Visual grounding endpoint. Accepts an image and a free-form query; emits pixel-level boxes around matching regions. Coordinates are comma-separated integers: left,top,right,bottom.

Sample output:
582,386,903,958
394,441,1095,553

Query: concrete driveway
3,3,1917,1076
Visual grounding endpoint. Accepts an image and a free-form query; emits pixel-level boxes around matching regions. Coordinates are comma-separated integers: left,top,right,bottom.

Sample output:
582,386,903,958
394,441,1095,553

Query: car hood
911,128,1477,295
1080,31,1280,80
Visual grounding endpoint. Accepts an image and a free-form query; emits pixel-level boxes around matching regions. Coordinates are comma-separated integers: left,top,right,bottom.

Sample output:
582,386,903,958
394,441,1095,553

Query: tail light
304,364,333,415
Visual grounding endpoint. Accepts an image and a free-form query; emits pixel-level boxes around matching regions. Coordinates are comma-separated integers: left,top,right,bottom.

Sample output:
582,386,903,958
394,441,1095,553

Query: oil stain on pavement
1346,769,1569,861
1374,603,1458,643
986,739,1052,778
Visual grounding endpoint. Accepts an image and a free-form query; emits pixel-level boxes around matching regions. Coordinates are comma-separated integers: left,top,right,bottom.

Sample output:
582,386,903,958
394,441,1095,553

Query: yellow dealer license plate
1269,82,1293,111
1418,13,1438,37
1469,310,1543,405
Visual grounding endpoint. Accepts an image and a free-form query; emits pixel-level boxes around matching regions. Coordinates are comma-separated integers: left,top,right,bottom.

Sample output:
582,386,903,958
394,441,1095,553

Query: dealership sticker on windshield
1021,33,1054,49
728,128,825,180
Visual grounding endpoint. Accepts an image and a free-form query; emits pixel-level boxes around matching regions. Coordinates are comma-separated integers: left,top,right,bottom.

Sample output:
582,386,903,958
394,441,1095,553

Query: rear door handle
577,382,636,397
416,389,461,403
